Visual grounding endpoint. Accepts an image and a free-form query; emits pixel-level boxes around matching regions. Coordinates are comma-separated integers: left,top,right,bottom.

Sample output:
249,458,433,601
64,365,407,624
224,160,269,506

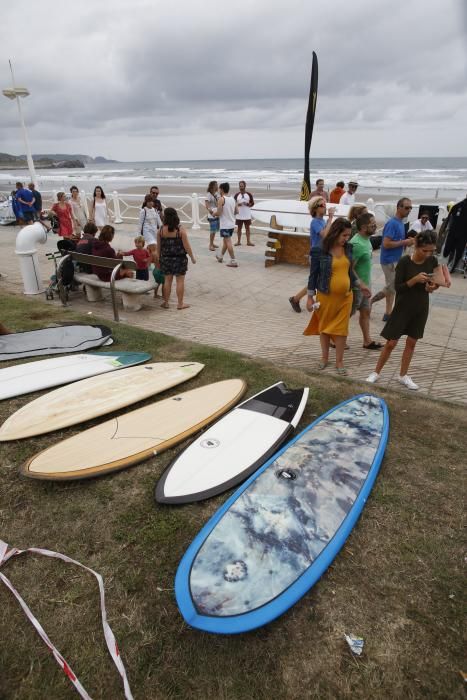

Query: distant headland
0,153,118,170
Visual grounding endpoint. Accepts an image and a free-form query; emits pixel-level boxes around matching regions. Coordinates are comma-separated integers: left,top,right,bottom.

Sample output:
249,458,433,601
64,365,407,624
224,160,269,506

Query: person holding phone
366,231,439,390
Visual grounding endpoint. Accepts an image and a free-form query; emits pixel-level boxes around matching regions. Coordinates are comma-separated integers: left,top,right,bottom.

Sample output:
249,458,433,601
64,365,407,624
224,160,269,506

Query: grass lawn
0,292,465,700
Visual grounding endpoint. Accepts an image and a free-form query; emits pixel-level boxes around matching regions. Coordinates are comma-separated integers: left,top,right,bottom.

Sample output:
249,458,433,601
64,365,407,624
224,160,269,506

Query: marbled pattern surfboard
175,394,389,634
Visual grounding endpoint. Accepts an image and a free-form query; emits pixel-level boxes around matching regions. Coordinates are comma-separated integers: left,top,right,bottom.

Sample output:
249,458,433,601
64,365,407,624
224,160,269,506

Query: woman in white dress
89,186,111,231
139,195,162,261
69,186,87,237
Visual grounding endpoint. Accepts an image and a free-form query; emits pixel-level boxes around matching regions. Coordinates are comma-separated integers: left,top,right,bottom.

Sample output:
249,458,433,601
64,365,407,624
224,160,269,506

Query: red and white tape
0,540,134,700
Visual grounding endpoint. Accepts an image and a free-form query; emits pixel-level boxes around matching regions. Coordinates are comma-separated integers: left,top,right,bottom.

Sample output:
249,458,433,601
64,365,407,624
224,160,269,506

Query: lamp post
2,60,37,184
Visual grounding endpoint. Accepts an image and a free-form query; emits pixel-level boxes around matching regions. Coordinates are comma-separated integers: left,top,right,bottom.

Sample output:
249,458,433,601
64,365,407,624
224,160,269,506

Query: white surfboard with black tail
155,382,308,504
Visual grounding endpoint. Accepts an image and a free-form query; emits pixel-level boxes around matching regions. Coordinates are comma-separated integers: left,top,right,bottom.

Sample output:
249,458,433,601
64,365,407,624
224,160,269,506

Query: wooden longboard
22,379,247,480
0,362,204,441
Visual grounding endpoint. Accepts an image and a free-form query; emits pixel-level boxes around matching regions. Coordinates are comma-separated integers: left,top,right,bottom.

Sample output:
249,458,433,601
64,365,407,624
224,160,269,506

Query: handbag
152,267,165,285
431,264,451,288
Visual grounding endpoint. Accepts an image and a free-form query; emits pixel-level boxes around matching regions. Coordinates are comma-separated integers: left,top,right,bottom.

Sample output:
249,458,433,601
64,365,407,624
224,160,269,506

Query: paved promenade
1,223,466,405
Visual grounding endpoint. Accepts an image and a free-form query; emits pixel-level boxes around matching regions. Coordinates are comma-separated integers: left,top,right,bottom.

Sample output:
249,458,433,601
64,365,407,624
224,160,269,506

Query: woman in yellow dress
304,218,370,374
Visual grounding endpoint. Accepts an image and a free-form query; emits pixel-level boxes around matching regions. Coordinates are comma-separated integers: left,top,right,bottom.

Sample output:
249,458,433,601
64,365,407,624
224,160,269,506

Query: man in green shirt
350,213,383,350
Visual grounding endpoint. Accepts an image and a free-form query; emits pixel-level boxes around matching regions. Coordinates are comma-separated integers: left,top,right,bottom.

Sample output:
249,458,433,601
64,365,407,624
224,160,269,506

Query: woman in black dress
366,231,439,390
156,208,196,310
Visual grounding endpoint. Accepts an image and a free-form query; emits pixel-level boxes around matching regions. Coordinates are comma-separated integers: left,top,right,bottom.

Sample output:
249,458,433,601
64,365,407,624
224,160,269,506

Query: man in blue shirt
15,181,35,224
371,197,415,320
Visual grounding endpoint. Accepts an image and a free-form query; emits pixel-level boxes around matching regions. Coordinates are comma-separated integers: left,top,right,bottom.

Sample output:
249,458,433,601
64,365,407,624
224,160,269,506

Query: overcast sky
1,0,466,161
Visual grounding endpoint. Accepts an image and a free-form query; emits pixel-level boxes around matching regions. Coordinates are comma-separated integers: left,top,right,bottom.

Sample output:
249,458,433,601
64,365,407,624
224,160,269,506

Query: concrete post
111,191,123,224
191,192,201,230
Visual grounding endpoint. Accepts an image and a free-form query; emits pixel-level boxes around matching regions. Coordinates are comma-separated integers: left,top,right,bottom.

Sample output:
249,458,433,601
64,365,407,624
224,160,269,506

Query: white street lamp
2,60,38,184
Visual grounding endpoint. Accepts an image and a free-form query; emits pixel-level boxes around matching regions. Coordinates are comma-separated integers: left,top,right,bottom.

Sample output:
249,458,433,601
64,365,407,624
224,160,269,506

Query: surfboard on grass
0,351,151,401
156,382,309,504
0,362,204,441
175,394,389,634
0,324,113,362
22,379,247,481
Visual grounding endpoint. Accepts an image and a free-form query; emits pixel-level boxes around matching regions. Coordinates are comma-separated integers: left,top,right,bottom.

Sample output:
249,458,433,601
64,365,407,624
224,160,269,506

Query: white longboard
252,199,351,229
156,382,309,503
0,352,151,401
22,379,247,480
0,362,204,440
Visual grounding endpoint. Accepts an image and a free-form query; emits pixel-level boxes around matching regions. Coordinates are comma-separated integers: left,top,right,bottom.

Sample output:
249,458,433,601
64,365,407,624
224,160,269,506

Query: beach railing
0,189,448,230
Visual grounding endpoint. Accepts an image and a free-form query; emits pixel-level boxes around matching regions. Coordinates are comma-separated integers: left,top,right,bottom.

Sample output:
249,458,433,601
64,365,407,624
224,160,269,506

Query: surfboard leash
0,539,134,700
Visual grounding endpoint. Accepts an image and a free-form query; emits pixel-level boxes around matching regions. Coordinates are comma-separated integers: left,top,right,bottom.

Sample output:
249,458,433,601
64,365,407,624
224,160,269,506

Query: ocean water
1,157,466,198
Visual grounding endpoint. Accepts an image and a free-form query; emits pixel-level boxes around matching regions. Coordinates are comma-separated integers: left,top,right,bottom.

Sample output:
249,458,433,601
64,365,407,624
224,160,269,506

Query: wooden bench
57,252,157,322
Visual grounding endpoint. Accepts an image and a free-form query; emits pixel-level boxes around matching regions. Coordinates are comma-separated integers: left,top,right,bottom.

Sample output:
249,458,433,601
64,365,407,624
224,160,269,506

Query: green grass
0,292,465,699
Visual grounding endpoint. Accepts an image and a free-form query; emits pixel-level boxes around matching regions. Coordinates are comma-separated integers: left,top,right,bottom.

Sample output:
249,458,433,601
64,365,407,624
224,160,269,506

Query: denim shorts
220,228,234,238
209,217,220,233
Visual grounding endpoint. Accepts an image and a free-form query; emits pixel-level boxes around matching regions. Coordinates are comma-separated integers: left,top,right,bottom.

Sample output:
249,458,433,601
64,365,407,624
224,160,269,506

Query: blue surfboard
175,394,389,634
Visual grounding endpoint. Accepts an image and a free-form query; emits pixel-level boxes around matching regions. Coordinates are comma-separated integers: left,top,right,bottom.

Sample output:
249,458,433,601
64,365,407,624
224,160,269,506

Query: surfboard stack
2,325,389,638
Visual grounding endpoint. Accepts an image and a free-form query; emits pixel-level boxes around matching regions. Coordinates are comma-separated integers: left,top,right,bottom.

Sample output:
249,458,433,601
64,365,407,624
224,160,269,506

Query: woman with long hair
304,218,370,374
156,207,196,310
91,225,133,281
69,186,87,237
51,192,74,239
89,186,111,231
366,231,439,390
205,180,219,251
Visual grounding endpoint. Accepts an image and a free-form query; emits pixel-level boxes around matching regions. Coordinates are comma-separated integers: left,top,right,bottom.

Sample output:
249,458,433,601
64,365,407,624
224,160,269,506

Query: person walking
139,195,161,262
339,181,359,205
215,183,239,267
441,193,467,272
234,180,255,246
289,197,335,312
349,212,382,350
371,198,415,321
51,192,74,238
156,207,196,309
69,186,87,237
149,186,163,215
304,218,370,374
205,180,220,251
28,183,42,221
89,186,111,231
309,178,329,201
366,231,440,390
329,181,345,204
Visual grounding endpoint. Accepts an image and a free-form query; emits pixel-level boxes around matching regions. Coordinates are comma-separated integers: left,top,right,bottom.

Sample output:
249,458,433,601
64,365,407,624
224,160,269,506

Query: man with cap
339,181,359,206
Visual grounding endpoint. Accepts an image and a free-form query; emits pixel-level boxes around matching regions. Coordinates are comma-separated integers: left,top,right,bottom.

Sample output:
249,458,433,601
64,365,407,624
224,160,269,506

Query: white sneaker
215,255,223,263
398,375,419,390
366,371,380,384
226,260,238,267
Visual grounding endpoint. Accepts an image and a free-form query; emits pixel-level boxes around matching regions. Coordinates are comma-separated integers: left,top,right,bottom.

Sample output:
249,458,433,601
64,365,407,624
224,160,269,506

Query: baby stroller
45,238,77,303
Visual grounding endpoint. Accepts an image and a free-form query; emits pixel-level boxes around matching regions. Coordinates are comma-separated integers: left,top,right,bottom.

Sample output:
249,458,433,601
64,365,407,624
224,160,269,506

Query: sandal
363,341,383,350
317,361,328,370
336,367,348,376
161,302,169,309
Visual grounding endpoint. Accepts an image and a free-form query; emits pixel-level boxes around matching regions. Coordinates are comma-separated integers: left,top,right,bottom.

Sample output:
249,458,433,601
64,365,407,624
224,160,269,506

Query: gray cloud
1,0,466,159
